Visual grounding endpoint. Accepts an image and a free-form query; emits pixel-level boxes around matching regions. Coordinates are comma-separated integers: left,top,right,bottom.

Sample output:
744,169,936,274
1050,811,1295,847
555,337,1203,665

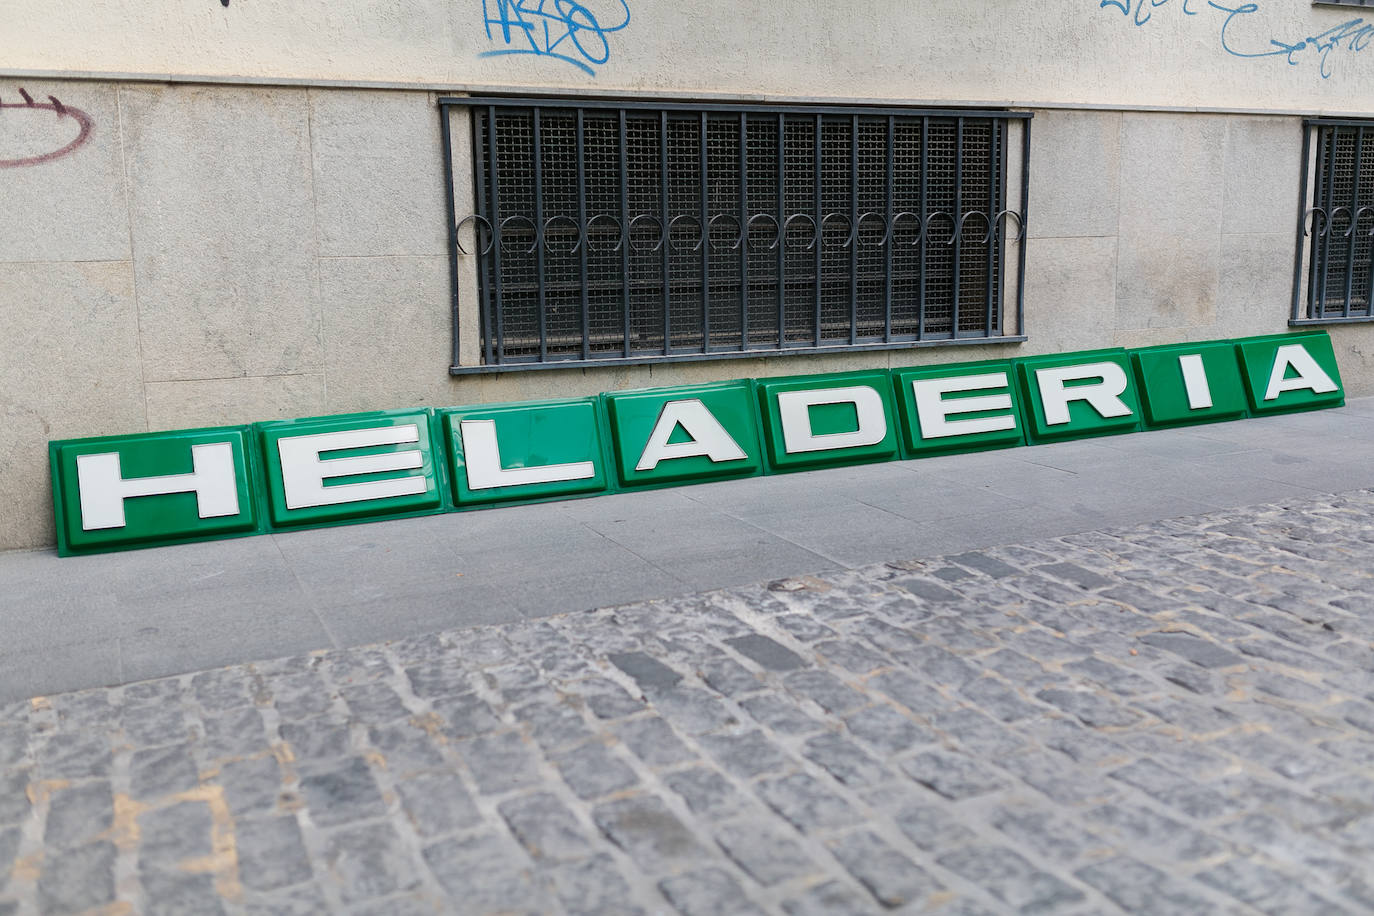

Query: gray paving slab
576,503,837,594
4,484,1374,912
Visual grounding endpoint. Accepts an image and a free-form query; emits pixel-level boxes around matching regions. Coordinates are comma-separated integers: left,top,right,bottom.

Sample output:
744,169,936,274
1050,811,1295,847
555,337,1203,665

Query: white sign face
76,443,241,531
912,373,1017,439
1036,362,1135,426
777,386,887,453
636,399,747,471
460,418,595,490
1265,344,1339,401
278,425,428,509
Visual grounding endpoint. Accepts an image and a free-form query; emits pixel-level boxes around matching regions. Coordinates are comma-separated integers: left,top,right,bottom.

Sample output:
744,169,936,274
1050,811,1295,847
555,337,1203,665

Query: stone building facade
4,0,1374,549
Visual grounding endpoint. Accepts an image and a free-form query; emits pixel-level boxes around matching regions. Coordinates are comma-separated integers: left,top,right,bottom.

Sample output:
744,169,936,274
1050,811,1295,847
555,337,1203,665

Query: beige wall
6,2,1374,114
2,78,1371,551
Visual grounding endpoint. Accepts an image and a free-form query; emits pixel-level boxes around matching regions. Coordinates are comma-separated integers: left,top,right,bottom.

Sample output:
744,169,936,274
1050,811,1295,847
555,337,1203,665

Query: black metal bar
918,115,928,340
1344,127,1364,319
1304,127,1326,320
700,112,710,352
951,118,964,338
487,105,505,364
1292,123,1313,323
450,334,1028,374
814,114,823,347
1016,115,1030,339
884,115,894,342
740,111,749,350
619,109,631,357
661,110,671,354
849,115,859,345
1318,125,1340,317
577,109,591,361
984,119,998,339
777,112,786,350
442,104,465,368
447,96,1033,121
532,108,548,362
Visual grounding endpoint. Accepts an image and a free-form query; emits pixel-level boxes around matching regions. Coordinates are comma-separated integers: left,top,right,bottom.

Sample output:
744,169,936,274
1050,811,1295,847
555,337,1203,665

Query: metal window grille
1293,120,1374,324
440,98,1030,371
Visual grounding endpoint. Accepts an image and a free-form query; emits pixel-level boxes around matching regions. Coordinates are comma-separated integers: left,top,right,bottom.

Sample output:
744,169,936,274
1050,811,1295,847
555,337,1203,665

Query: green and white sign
1017,349,1142,445
892,361,1025,457
50,427,262,554
605,381,763,488
756,371,899,471
1235,332,1344,415
48,333,1347,556
1130,341,1248,428
257,410,445,528
441,398,609,506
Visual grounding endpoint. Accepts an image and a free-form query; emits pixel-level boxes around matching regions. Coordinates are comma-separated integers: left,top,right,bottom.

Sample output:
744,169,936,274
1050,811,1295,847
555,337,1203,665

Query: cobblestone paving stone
8,489,1374,913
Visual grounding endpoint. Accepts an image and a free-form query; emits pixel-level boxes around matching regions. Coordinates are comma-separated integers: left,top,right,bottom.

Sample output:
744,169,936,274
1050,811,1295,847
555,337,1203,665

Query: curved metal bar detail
1357,206,1374,237
820,212,855,248
584,214,625,253
747,213,781,251
628,214,665,252
993,209,1025,244
707,213,743,251
454,214,495,256
1303,207,1329,238
957,210,992,246
855,211,889,247
498,215,541,255
782,213,818,251
667,214,705,252
925,211,956,246
541,214,582,254
1330,206,1356,238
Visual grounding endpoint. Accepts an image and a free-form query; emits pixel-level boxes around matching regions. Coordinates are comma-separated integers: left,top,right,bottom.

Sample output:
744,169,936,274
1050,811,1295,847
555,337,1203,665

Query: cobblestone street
7,487,1374,914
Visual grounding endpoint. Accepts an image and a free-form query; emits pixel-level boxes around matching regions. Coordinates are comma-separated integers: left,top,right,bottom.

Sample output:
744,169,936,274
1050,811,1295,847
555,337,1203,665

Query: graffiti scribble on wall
1099,0,1373,79
479,0,631,76
0,89,94,169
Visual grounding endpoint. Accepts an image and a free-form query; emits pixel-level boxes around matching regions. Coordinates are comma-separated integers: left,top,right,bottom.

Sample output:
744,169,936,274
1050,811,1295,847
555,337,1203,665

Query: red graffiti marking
0,89,94,168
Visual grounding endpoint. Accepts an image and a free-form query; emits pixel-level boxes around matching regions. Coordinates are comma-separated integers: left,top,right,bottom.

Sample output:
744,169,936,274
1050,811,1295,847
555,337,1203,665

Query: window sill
450,335,1027,374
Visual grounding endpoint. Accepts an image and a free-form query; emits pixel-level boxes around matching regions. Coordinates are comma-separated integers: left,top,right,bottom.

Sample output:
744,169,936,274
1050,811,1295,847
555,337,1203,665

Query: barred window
1294,120,1374,324
441,99,1030,371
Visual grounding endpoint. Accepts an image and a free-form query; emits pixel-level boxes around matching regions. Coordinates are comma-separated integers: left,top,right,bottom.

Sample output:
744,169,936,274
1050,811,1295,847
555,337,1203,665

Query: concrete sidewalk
4,398,1374,702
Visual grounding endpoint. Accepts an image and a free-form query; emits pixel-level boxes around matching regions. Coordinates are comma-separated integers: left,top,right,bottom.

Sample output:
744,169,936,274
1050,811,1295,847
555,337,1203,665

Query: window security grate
1293,120,1374,324
440,98,1031,371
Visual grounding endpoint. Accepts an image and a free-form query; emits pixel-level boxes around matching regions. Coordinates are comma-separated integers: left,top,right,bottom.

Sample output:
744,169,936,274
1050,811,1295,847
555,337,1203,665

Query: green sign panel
441,398,609,506
756,371,899,471
257,410,445,528
49,333,1348,556
604,381,763,488
1235,332,1345,414
50,427,261,555
892,360,1025,457
1017,349,1142,444
1130,341,1248,427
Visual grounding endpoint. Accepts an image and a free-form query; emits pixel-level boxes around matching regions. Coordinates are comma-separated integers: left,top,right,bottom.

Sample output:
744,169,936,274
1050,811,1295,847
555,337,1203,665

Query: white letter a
636,400,747,471
1264,344,1338,401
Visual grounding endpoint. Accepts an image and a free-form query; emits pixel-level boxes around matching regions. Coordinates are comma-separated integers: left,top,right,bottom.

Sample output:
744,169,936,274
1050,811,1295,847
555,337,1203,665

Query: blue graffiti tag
1099,0,1374,78
480,0,631,77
